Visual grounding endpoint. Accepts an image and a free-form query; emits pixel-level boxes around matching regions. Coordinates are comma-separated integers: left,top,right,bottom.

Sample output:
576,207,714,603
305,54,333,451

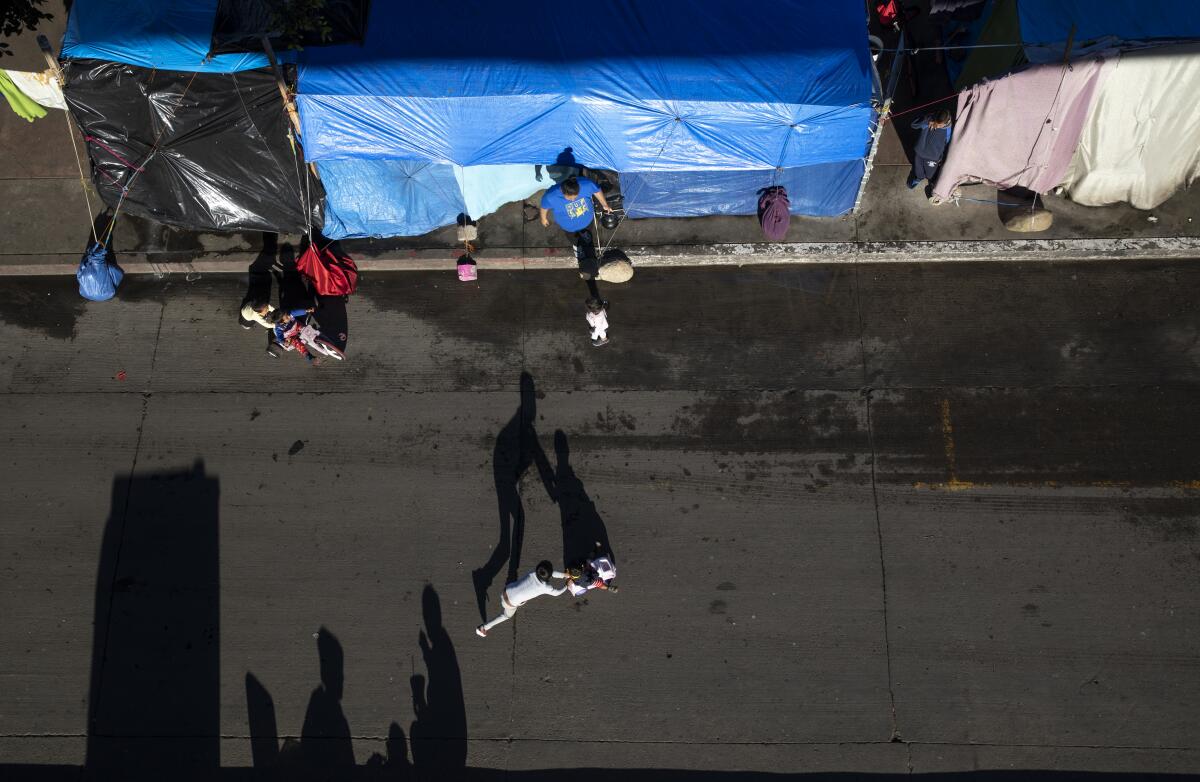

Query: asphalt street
1,261,1199,781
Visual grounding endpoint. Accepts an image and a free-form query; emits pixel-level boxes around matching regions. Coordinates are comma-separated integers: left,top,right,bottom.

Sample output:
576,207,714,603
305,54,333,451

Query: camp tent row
59,0,876,236
936,0,1200,209
59,0,1200,236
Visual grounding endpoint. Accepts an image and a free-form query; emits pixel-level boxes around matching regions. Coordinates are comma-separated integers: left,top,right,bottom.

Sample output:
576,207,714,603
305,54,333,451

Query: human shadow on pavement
245,629,412,781
472,372,554,622
547,430,614,572
84,461,221,781
277,243,314,312
299,628,356,770
241,232,278,319
409,585,468,779
241,586,465,781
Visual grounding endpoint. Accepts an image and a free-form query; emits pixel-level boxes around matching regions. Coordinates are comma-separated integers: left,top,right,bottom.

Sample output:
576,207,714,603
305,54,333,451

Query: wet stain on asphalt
0,278,85,340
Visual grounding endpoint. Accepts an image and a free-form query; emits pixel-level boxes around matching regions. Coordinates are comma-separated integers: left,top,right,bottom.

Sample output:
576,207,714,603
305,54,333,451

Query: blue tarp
319,159,465,240
620,161,865,220
1018,1,1200,46
62,0,270,72
318,160,553,239
297,1,874,171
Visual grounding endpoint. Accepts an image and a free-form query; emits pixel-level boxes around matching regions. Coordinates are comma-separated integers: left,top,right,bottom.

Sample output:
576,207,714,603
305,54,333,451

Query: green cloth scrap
0,70,47,122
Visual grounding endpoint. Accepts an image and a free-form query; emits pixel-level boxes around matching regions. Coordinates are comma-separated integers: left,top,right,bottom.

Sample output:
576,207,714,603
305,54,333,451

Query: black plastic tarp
63,59,323,234
210,0,370,54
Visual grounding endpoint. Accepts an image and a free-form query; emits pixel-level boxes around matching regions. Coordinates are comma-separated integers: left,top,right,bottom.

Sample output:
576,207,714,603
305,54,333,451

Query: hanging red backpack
297,242,359,296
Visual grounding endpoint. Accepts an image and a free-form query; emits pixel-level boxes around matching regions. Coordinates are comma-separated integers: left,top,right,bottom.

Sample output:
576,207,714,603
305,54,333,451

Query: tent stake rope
599,118,680,256
39,35,98,244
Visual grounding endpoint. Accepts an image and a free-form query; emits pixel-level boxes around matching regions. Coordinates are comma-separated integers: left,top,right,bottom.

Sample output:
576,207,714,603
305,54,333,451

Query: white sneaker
475,625,488,638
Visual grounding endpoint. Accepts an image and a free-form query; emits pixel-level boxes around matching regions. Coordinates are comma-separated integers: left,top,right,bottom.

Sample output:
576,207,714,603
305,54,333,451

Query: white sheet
1061,44,1200,209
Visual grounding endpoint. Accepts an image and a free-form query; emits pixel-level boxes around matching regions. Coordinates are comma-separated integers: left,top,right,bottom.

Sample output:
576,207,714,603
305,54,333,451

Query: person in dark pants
908,108,953,190
540,175,613,280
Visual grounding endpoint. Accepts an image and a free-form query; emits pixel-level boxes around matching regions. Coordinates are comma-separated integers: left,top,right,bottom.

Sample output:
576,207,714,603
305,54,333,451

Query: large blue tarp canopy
62,0,270,72
297,0,874,171
1018,0,1200,46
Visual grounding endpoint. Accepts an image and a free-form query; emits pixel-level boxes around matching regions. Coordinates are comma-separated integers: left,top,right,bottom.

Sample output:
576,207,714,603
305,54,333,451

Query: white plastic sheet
1061,44,1200,209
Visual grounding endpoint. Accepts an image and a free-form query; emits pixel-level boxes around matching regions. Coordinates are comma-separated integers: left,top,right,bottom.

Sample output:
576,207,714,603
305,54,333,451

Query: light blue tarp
1018,1,1200,46
620,162,865,220
318,160,552,239
319,160,465,240
297,1,874,171
62,0,270,72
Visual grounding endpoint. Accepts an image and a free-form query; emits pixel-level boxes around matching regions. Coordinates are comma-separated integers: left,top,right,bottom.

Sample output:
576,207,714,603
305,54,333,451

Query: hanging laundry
0,71,47,122
932,55,1114,201
2,69,66,110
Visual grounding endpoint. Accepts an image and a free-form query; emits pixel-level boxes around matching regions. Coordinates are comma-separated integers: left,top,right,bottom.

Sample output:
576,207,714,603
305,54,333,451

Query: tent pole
853,30,906,214
260,36,319,182
261,36,304,139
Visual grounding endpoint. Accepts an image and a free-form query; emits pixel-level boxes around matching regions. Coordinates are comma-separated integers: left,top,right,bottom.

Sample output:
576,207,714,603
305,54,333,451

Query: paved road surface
1,261,1199,780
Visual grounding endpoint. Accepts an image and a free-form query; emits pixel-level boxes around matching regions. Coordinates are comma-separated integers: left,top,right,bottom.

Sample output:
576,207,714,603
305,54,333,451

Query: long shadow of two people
472,372,615,625
244,585,465,781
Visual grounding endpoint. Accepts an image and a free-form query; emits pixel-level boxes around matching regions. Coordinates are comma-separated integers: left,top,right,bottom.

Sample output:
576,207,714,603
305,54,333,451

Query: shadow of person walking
242,232,278,317
300,627,356,771
472,372,553,623
409,585,468,780
547,430,615,572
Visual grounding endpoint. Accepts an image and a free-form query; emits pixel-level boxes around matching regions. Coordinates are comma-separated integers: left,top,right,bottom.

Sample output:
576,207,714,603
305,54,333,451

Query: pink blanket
933,55,1113,200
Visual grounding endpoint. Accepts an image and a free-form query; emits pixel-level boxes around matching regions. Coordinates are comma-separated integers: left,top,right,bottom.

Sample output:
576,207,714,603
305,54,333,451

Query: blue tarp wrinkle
77,242,124,302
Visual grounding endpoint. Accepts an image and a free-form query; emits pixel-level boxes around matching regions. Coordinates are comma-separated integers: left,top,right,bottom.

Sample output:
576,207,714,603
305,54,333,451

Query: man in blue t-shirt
539,175,613,278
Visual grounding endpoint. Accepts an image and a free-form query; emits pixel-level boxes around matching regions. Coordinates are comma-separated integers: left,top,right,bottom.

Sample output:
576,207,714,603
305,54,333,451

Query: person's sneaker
591,337,609,347
266,344,280,358
239,316,253,330
906,174,920,189
475,625,488,638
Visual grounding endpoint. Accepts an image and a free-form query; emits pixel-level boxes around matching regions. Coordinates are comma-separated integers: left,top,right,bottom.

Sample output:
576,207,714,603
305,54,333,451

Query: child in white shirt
586,297,609,347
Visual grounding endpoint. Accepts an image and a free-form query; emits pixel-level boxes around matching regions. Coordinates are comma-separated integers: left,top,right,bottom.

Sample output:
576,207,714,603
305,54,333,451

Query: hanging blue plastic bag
77,242,124,301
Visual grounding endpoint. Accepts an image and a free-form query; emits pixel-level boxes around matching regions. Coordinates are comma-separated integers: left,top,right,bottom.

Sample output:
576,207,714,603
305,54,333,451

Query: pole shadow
84,461,220,781
471,372,553,623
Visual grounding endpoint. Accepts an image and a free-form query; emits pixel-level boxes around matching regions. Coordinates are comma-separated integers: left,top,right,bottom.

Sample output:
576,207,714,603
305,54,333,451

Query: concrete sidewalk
1,6,1197,276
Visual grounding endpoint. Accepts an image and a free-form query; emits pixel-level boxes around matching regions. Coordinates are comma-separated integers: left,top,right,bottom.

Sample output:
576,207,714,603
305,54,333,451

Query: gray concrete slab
2,262,1200,779
0,105,79,181
522,266,865,391
878,482,1200,748
0,276,163,393
504,390,887,744
858,260,1200,388
910,743,1200,775
0,394,144,737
